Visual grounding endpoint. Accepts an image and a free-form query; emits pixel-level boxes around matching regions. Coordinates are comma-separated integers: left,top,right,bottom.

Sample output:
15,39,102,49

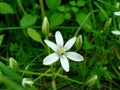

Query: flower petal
60,55,69,72
44,40,58,51
55,31,64,46
111,30,120,35
66,52,84,61
43,53,59,65
114,11,120,16
64,37,76,51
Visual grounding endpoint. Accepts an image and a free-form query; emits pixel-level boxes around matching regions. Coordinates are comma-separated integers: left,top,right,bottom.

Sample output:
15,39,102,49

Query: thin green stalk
17,0,26,15
0,56,8,62
87,0,96,30
39,0,45,18
57,74,84,85
34,69,51,82
74,10,97,36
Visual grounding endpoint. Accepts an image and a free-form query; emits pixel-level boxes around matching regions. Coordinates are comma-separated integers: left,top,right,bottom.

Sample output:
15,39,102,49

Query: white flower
22,78,34,87
111,30,120,35
114,11,120,16
43,31,84,72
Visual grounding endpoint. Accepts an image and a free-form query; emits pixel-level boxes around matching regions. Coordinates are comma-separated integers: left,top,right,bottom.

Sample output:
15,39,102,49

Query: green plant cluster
0,0,120,90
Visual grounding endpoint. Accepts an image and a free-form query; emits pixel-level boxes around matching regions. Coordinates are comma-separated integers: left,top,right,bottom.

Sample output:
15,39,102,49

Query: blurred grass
0,0,120,90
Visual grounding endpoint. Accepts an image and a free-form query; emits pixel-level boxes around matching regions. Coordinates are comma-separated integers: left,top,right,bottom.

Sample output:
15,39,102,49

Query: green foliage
0,62,22,83
0,0,120,89
27,28,42,43
76,12,93,31
20,14,38,27
46,0,61,11
0,2,14,14
50,13,65,27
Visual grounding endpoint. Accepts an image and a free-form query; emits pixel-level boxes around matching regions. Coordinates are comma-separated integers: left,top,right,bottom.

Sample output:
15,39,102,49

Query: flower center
58,48,65,55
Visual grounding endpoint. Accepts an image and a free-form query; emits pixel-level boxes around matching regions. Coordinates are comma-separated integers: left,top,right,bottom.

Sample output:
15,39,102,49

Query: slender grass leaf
0,34,4,46
0,62,22,83
76,12,93,31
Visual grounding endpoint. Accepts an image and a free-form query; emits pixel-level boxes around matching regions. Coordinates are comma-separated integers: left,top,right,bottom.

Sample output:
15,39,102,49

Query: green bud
75,35,82,50
104,18,112,30
9,57,20,71
22,78,34,87
115,2,120,9
85,75,98,87
42,16,49,36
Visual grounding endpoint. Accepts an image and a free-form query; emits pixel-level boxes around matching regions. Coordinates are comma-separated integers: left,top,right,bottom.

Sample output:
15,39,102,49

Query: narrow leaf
27,28,42,43
0,34,4,46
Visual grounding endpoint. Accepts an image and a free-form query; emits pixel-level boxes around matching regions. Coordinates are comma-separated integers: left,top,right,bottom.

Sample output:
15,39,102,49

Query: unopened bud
85,75,98,87
42,16,49,35
104,18,112,30
75,35,82,50
22,78,34,87
9,57,20,71
115,2,120,9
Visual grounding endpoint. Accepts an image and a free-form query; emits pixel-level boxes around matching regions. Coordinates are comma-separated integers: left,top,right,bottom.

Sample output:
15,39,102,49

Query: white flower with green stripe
43,31,84,72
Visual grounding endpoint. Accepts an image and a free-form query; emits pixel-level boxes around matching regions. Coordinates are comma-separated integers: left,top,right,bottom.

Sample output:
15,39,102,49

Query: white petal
111,30,120,35
55,31,64,46
44,40,58,51
66,52,84,61
60,55,69,72
64,37,76,51
43,53,59,65
114,11,120,16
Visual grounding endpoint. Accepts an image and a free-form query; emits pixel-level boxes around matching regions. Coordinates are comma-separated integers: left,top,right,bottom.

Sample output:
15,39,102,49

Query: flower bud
75,35,82,50
9,57,20,71
42,16,49,36
104,18,112,30
115,2,120,9
22,78,34,87
85,75,98,87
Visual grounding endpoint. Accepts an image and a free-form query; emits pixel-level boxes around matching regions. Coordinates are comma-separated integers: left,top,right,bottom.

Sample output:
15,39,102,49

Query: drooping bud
85,75,98,87
75,35,82,50
42,16,49,36
22,78,34,87
9,57,20,71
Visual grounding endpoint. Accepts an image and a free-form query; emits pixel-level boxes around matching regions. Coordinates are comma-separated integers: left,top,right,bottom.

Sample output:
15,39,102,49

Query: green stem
39,0,45,18
34,69,51,82
17,0,26,15
87,0,96,30
57,74,84,85
74,10,97,36
50,64,57,90
0,56,8,62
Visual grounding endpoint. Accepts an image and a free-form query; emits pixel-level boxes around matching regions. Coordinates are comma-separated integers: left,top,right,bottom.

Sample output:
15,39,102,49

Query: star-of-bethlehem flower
43,31,84,72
